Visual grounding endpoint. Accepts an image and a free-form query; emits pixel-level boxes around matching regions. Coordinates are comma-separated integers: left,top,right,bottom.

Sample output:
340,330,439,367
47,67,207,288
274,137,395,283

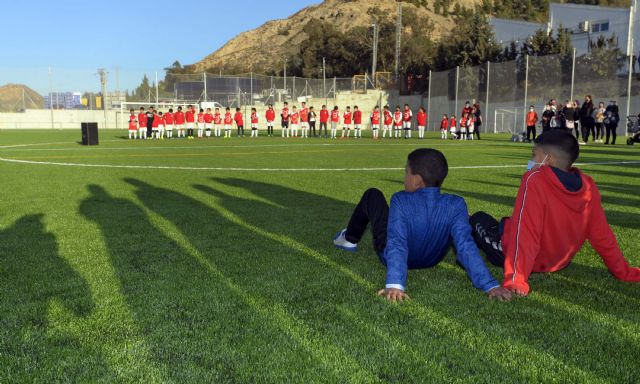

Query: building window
601,22,609,32
592,24,600,33
590,21,609,33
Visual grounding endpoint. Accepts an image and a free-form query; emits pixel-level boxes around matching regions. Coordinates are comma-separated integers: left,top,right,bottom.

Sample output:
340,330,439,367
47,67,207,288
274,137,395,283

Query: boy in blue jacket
333,148,512,301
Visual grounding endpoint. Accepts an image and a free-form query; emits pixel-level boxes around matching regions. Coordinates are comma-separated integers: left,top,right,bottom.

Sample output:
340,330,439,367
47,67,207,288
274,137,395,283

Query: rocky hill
191,0,482,74
0,84,44,112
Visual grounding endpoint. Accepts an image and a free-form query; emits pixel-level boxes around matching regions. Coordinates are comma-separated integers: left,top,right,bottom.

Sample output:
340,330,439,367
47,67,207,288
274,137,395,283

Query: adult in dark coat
146,107,155,138
604,100,620,145
579,95,595,143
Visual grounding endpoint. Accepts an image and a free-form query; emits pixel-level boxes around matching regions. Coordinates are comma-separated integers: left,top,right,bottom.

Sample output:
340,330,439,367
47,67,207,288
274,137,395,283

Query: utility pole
48,66,54,129
372,23,379,88
98,68,108,128
395,2,403,82
323,57,327,105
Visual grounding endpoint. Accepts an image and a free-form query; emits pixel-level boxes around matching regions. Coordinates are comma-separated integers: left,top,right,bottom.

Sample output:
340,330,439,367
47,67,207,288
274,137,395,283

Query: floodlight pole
454,66,459,117
427,70,432,131
523,54,529,131
203,72,207,103
323,57,327,105
155,71,159,105
485,61,490,134
48,66,54,129
627,38,634,136
570,48,576,102
372,23,379,88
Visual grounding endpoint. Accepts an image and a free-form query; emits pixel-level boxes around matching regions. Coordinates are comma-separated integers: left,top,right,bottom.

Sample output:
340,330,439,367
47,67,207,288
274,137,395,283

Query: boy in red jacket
471,130,640,296
234,108,244,137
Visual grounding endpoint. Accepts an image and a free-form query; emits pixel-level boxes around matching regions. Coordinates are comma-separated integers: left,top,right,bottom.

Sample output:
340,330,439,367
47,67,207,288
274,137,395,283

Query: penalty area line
1,157,639,172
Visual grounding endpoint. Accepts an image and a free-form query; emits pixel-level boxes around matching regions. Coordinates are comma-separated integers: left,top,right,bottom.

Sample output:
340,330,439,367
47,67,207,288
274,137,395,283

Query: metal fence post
454,66,460,117
523,55,529,132
627,38,634,136
570,48,576,103
427,70,432,131
203,72,207,103
485,61,490,134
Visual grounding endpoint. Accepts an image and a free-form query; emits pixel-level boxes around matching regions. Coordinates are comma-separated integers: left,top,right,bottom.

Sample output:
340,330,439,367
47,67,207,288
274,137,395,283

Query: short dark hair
407,148,449,187
534,130,579,166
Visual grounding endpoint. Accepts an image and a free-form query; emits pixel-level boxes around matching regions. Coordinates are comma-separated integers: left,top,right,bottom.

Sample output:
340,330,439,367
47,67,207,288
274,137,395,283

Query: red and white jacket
502,166,640,294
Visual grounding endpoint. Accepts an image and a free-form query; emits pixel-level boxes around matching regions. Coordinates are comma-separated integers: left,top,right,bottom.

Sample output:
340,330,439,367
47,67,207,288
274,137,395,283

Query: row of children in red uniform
128,103,432,140
438,111,477,141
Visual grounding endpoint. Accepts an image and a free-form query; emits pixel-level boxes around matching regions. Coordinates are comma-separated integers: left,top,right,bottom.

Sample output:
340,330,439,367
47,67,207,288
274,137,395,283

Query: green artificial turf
0,129,639,383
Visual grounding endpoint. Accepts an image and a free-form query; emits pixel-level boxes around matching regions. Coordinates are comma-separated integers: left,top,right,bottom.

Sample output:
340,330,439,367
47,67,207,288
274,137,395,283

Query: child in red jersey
250,107,259,138
204,108,214,138
417,106,427,139
402,104,413,139
164,108,175,139
300,102,309,138
353,106,363,139
330,106,340,139
234,108,244,137
319,105,329,138
157,111,165,140
290,106,300,137
128,109,138,139
281,102,290,138
185,105,196,139
449,114,458,140
471,130,640,296
341,106,353,138
393,106,403,139
214,107,222,137
151,109,161,140
197,108,205,138
459,113,468,141
383,105,393,139
265,104,276,137
371,105,381,139
440,114,449,140
138,107,147,140
223,107,233,138
174,106,186,138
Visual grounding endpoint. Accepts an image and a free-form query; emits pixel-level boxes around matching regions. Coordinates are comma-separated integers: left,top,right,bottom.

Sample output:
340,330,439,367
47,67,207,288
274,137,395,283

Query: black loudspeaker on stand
81,122,99,146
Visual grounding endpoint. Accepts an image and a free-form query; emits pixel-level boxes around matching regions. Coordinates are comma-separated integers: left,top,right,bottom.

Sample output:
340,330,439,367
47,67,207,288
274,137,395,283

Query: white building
490,1,640,57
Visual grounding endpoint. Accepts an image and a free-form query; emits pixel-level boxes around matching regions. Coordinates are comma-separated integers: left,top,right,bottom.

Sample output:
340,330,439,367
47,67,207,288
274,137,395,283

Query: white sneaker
579,141,587,145
333,229,358,252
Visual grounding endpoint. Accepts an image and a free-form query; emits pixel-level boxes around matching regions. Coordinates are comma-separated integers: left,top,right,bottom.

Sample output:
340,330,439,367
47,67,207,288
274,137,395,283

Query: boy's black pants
310,121,317,136
345,188,389,255
469,211,506,268
526,126,536,141
237,125,244,136
319,122,327,136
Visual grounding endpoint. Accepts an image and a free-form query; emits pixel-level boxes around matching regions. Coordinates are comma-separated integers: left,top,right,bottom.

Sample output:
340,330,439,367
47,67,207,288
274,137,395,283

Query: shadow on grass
203,178,638,381
0,214,110,381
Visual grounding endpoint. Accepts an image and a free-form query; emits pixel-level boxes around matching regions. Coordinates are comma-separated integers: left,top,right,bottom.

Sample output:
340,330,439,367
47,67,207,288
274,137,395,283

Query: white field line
1,157,638,172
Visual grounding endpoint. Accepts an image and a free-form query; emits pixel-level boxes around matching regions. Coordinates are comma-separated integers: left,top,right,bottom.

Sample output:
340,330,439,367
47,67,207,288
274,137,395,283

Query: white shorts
267,121,274,127
205,123,212,130
343,124,351,130
394,125,402,129
468,126,475,133
384,125,392,130
215,124,222,130
372,124,380,130
331,122,339,129
354,124,361,130
187,123,194,129
176,124,185,130
166,124,174,131
197,123,205,130
403,122,412,129
461,128,467,133
152,127,159,132
158,125,164,130
418,125,425,130
251,123,258,129
138,127,146,131
301,122,309,128
450,129,457,134
224,125,231,130
291,124,299,130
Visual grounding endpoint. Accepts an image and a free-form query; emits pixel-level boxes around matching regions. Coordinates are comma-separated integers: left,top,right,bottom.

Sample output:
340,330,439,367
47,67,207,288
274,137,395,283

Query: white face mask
527,154,549,171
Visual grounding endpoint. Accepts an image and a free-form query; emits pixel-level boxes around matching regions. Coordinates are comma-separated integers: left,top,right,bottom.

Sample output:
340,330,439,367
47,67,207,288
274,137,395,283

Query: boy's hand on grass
377,288,410,302
487,286,513,301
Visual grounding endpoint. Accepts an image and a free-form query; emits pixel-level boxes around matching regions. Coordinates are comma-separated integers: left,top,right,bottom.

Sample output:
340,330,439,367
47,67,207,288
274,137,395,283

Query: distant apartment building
490,1,640,57
44,92,82,109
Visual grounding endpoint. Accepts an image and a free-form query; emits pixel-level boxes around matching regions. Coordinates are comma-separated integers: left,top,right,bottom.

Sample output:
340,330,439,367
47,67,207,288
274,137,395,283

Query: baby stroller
627,115,640,145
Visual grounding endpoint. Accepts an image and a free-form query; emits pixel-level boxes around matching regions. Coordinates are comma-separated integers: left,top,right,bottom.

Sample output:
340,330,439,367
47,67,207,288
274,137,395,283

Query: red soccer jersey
417,111,427,126
300,107,309,122
320,109,329,123
234,112,243,126
174,111,185,125
251,112,258,124
460,117,467,128
440,118,449,130
449,117,457,129
403,108,412,122
353,110,362,125
186,110,195,123
214,112,222,124
152,114,161,128
197,113,205,124
371,111,381,125
331,110,340,123
393,111,403,126
128,114,137,130
224,113,233,125
281,107,290,120
164,112,174,125
204,112,214,124
343,112,353,124
384,110,393,125
266,109,275,122
138,113,147,127
290,111,300,124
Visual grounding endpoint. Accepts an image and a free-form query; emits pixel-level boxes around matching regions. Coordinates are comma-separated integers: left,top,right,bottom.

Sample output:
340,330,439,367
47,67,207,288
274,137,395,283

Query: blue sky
0,0,319,94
